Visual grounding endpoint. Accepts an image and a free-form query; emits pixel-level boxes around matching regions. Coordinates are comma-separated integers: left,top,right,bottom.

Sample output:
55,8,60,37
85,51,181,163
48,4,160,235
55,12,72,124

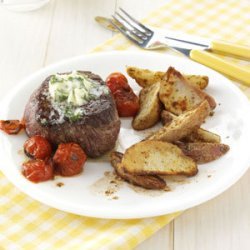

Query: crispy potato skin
110,151,167,190
147,100,211,142
126,66,209,89
121,140,198,177
132,82,162,130
175,142,230,164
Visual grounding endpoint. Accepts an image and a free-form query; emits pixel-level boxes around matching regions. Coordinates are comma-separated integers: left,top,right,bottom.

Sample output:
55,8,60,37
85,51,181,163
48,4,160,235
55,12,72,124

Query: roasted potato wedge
110,151,167,190
185,75,208,89
160,110,221,143
183,128,221,143
161,110,174,126
126,67,164,88
132,82,162,130
126,66,208,89
121,140,198,176
175,142,230,164
147,100,210,142
159,67,216,115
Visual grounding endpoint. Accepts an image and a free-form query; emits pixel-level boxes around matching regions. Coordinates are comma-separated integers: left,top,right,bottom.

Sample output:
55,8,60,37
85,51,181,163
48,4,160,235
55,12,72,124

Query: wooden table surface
0,1,249,249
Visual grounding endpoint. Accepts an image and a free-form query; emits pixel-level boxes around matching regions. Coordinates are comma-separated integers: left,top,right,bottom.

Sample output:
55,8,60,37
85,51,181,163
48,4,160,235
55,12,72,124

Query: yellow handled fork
99,8,250,85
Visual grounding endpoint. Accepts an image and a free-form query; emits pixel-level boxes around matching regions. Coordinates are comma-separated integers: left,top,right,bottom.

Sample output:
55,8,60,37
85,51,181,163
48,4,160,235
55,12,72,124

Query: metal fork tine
119,8,153,36
114,12,148,40
110,17,143,46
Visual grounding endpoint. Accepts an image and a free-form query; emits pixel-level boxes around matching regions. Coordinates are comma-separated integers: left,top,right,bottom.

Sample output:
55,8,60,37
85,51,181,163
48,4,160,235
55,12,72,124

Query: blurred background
0,0,165,92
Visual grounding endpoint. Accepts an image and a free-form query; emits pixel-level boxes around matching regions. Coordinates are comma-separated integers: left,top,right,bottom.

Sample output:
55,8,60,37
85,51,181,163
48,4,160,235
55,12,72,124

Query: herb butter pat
48,71,109,122
49,71,108,106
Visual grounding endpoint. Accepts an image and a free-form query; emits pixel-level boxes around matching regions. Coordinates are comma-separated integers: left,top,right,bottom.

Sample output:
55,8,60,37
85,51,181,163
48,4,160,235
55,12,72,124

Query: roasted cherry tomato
22,159,54,183
114,89,139,117
106,72,130,93
0,120,23,134
53,143,87,177
106,72,139,117
24,135,52,160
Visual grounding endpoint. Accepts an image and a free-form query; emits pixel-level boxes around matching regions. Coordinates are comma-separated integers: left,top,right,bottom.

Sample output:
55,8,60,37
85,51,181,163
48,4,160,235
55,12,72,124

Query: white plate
1,51,250,219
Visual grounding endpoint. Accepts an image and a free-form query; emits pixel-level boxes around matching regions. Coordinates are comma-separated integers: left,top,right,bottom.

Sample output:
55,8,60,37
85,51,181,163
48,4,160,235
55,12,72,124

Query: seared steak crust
23,71,121,157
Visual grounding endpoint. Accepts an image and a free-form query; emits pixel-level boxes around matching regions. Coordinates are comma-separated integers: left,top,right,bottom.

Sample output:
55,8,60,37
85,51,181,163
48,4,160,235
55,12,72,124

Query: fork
110,8,250,85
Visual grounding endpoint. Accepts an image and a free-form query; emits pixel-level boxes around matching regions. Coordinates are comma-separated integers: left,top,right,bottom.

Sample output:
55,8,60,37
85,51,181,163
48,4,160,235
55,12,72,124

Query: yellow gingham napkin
1,0,249,249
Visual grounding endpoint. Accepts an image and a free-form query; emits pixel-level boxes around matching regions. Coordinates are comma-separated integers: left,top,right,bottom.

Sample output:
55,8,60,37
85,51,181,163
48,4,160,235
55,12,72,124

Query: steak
23,71,121,157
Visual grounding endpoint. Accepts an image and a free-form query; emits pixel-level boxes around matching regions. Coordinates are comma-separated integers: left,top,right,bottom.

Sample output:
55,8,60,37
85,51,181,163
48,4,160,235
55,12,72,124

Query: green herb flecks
64,105,83,122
